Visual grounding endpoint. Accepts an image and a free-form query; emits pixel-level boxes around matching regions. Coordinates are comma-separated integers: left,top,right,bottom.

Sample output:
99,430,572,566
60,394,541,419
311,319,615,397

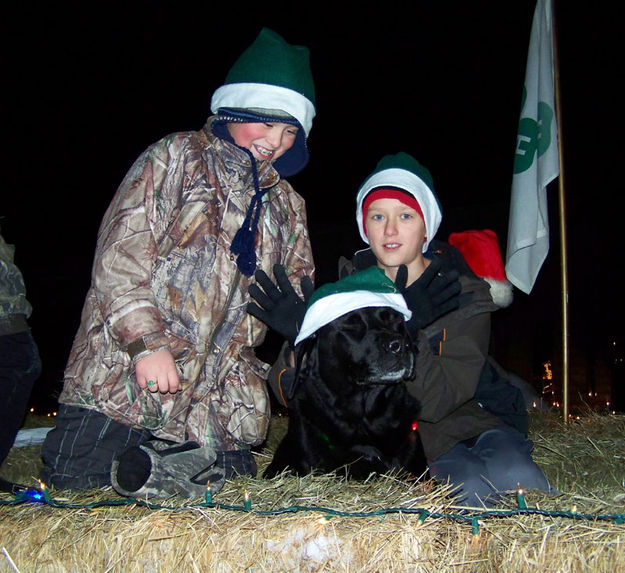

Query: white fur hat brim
294,291,411,346
211,83,315,136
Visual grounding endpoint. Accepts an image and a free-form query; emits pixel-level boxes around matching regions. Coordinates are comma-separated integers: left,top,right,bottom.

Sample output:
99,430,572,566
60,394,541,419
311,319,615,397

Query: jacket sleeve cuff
126,333,171,363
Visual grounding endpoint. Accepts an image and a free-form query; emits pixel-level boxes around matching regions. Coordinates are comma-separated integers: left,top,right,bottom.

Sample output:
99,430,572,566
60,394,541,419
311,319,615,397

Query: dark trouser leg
216,449,257,478
429,425,551,507
40,404,152,490
470,425,551,495
429,441,495,507
0,331,41,464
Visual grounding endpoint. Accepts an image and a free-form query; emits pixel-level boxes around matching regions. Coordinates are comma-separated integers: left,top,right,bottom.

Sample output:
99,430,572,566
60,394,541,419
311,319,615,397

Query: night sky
3,2,623,411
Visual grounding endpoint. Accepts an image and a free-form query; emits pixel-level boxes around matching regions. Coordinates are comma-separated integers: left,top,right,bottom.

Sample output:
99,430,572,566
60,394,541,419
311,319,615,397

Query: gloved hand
395,259,461,334
247,264,314,347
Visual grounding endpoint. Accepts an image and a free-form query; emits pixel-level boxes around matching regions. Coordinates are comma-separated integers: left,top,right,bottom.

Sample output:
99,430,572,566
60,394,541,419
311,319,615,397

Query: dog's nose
386,338,403,354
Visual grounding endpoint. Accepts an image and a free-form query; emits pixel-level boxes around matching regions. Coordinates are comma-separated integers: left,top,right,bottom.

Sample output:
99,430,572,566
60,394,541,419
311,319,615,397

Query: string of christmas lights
1,483,623,534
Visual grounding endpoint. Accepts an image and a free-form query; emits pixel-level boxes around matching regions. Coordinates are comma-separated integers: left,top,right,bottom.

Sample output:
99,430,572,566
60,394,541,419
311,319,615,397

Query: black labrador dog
264,306,427,480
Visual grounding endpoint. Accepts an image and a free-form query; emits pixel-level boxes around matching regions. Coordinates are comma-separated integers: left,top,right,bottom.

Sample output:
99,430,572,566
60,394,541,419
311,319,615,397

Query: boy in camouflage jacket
40,28,316,499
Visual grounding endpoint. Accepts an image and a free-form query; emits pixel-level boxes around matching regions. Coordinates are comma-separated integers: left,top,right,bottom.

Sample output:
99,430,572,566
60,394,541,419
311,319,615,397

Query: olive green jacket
271,241,506,461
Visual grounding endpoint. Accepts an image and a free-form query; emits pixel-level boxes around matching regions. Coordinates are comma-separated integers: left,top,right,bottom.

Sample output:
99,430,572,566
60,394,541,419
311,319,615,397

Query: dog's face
313,306,415,392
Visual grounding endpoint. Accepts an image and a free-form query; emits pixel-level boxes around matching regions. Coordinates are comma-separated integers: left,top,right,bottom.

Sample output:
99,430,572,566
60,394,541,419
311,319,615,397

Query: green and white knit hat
294,266,412,346
210,27,316,137
355,152,442,253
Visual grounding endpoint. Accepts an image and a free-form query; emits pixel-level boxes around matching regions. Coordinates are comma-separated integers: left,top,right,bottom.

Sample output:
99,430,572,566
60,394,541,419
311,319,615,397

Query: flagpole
506,0,564,414
552,0,569,423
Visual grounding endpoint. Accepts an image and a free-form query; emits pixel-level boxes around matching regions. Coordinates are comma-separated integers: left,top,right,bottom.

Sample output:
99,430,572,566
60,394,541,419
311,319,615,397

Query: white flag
505,0,559,294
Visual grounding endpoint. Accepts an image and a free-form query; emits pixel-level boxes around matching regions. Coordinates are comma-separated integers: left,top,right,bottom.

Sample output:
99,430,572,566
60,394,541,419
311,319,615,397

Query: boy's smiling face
365,197,427,281
227,122,299,161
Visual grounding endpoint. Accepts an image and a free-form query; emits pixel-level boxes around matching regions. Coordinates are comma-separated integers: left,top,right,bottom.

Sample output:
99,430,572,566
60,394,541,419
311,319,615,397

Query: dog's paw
262,463,285,479
263,463,304,479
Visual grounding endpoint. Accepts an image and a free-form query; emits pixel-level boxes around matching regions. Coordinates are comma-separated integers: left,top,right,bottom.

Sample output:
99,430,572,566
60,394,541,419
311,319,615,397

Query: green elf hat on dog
294,266,412,346
356,152,442,253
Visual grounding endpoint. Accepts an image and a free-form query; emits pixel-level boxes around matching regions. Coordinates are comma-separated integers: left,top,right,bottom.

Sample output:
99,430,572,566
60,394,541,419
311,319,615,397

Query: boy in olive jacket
251,152,552,507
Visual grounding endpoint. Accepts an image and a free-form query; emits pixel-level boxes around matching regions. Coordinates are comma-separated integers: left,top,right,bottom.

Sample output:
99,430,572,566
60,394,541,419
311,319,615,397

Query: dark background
2,2,623,413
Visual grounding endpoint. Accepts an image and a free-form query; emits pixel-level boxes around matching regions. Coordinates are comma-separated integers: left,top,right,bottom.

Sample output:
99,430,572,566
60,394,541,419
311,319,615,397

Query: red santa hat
448,229,513,308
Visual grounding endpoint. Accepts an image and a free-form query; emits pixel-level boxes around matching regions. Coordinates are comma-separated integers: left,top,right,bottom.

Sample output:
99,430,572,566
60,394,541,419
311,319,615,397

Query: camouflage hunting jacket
0,232,33,335
59,118,315,450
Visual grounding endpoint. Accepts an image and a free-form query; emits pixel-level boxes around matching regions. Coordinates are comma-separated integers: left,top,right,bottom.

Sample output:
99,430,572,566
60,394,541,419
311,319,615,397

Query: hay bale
1,411,624,571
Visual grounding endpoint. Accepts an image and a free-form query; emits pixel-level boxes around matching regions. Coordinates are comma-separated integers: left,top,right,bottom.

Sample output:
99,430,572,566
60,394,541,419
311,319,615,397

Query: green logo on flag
513,86,555,174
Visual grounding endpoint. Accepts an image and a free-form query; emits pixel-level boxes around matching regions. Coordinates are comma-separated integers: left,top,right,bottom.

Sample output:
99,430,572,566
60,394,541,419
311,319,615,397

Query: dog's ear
294,336,339,407
287,336,318,401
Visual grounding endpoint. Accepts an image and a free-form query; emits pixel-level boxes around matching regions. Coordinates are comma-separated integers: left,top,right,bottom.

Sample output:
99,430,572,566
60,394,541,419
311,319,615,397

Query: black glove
247,264,314,347
395,259,461,333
